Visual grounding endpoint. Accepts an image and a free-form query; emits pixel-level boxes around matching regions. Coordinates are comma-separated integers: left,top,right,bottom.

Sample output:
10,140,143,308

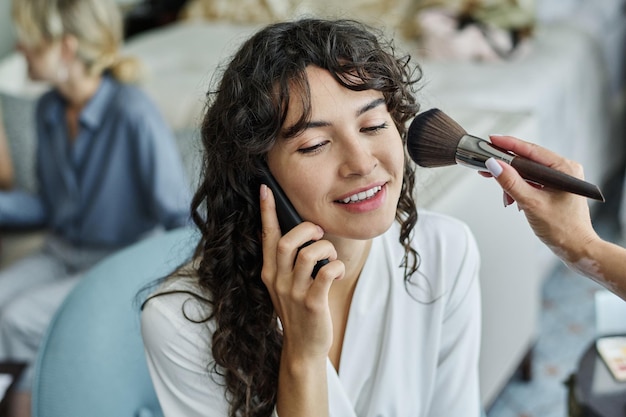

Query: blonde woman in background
0,100,14,190
0,1,191,416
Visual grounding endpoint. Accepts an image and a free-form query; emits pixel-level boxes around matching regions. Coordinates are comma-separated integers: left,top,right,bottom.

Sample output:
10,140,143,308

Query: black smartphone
258,163,329,278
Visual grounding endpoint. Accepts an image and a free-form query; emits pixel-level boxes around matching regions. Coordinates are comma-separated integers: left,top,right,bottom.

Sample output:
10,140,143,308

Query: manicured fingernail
502,192,510,208
260,184,268,200
489,133,506,137
485,158,503,177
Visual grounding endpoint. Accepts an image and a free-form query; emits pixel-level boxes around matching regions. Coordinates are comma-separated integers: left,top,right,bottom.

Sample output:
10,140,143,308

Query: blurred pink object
415,8,531,62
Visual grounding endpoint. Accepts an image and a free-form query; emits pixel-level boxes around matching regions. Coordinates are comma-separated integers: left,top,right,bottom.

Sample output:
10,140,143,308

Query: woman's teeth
340,186,382,204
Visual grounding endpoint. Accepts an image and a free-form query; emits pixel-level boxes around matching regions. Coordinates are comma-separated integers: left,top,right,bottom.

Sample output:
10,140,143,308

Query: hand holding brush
406,108,605,202
479,134,626,302
406,109,626,301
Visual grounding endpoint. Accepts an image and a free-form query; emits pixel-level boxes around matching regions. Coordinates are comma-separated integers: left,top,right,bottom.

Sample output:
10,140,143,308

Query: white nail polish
485,158,503,177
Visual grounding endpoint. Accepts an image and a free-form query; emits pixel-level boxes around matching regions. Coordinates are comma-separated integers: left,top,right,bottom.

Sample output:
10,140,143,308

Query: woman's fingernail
489,133,506,137
485,158,503,177
502,192,510,208
260,184,268,200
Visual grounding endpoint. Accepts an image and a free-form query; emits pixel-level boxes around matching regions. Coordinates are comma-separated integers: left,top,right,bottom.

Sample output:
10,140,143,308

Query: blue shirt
0,75,191,248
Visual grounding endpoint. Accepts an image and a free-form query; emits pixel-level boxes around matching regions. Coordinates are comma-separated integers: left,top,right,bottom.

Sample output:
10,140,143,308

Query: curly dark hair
189,18,422,417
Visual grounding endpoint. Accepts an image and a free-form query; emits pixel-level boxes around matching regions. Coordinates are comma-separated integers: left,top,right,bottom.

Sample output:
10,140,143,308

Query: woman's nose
338,135,377,177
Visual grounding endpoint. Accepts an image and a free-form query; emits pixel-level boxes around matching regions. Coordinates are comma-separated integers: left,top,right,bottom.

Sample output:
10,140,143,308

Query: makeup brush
407,108,605,202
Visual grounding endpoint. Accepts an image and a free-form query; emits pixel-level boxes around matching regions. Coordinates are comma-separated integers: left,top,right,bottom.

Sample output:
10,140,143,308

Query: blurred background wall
0,1,15,59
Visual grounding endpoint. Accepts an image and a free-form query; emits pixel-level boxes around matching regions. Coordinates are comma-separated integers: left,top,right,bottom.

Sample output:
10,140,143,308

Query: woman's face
266,65,405,241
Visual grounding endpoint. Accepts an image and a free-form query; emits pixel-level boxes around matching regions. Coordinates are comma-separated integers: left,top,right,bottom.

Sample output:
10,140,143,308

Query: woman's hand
483,135,599,263
259,183,344,358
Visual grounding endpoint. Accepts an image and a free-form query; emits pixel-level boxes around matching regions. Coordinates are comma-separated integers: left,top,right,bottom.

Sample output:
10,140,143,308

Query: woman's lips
338,185,383,204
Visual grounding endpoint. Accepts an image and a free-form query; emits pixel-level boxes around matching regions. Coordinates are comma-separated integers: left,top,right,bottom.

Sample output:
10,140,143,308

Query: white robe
141,210,482,417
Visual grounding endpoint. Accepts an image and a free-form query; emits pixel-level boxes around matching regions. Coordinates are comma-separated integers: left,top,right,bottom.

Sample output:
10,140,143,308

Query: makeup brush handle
510,157,605,201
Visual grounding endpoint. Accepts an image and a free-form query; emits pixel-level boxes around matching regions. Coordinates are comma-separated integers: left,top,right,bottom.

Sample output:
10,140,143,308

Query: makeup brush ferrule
455,134,514,170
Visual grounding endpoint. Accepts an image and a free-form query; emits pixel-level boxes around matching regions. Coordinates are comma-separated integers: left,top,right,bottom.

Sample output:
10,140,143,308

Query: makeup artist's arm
484,135,626,301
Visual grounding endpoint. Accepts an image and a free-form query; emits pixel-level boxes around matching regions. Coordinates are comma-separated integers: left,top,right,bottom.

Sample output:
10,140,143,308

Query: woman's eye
361,122,388,133
298,141,328,154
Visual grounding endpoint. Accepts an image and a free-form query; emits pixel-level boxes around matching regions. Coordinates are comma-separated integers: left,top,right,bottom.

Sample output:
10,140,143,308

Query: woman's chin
325,216,396,241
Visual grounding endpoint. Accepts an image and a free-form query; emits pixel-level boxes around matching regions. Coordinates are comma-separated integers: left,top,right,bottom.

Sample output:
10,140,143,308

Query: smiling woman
266,67,404,241
141,18,483,417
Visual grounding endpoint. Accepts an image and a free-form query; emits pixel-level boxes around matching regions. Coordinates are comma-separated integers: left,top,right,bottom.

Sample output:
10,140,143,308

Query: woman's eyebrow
283,120,329,138
356,98,386,117
283,97,386,138
306,98,386,128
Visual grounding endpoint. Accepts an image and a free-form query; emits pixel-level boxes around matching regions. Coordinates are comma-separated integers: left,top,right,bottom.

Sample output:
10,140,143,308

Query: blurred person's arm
0,102,14,190
0,96,46,229
0,190,46,229
484,135,626,301
130,100,192,230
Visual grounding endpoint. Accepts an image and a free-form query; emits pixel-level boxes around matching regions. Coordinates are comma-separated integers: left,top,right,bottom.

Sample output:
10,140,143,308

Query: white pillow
0,53,48,98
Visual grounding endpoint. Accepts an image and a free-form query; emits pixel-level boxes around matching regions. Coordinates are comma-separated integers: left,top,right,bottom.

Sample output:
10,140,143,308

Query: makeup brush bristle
407,108,468,167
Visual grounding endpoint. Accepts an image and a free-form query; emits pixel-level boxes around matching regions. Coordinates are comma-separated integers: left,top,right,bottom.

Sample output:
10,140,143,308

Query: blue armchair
31,227,198,417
